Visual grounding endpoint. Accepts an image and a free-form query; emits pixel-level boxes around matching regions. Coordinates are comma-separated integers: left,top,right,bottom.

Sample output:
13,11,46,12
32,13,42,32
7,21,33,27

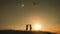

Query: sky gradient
0,0,60,33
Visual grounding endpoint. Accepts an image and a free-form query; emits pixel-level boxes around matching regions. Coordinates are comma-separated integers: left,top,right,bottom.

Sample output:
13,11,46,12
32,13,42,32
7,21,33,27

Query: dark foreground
0,30,57,34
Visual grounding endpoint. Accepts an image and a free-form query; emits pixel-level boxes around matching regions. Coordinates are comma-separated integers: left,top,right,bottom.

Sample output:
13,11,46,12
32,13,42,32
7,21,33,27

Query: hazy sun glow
33,24,41,30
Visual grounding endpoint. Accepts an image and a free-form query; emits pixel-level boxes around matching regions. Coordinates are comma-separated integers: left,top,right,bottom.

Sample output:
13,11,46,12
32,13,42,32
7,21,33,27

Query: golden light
33,24,41,30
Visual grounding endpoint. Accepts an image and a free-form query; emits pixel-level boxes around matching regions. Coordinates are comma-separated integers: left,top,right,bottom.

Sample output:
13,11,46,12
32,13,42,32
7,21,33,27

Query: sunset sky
0,0,60,33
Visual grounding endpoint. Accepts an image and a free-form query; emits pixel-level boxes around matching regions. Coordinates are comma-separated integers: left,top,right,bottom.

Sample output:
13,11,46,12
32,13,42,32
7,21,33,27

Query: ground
0,30,57,34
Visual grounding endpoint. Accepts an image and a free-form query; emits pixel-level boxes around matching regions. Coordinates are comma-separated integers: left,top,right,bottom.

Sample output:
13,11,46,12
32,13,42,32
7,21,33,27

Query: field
0,30,57,34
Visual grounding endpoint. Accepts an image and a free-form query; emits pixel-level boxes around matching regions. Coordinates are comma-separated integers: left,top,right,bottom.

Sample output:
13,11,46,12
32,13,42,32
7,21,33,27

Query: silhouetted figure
26,24,28,31
29,24,32,31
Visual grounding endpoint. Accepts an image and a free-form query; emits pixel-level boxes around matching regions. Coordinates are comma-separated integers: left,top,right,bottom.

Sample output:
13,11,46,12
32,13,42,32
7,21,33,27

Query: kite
21,3,24,8
32,0,37,6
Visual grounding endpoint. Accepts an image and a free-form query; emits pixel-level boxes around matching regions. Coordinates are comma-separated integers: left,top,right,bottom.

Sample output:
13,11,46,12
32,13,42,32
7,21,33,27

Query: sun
33,24,41,30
